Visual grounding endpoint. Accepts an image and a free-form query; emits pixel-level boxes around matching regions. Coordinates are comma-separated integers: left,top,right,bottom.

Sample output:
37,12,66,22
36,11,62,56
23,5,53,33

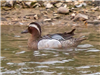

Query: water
1,25,100,75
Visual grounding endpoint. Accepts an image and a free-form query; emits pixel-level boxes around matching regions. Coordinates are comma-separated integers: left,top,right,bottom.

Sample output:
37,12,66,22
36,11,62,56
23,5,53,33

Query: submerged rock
57,7,69,14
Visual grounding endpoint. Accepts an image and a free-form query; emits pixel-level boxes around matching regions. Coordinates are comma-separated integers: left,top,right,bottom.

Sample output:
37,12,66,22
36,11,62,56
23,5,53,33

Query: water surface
1,25,100,75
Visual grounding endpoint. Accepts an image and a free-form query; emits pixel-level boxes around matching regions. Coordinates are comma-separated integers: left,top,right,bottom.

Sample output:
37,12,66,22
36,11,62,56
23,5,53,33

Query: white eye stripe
29,24,40,34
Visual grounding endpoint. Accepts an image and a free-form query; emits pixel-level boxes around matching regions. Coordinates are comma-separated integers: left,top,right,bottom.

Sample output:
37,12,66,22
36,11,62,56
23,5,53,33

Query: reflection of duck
21,22,86,50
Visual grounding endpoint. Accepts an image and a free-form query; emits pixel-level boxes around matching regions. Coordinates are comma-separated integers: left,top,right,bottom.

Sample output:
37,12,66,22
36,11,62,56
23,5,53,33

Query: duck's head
21,22,41,38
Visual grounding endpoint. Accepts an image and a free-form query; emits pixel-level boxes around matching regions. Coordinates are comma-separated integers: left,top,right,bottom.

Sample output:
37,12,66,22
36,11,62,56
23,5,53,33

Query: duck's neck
28,35,39,50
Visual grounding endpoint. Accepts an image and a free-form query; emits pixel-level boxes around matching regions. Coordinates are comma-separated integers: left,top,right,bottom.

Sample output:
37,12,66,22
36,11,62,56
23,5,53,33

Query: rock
34,14,39,20
15,4,22,9
65,0,72,2
24,14,39,20
25,2,32,7
71,13,76,19
55,2,63,8
74,1,79,5
6,0,14,7
28,0,37,2
2,7,12,11
73,13,88,21
32,3,41,8
75,3,87,8
53,14,60,19
37,1,44,6
44,2,53,9
1,17,7,21
78,0,84,3
71,13,76,17
91,6,99,11
44,18,52,22
87,20,100,25
93,1,100,6
57,7,69,14
97,16,100,20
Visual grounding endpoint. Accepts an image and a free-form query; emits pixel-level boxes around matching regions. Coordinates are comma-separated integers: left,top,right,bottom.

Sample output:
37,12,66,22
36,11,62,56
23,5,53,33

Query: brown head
21,22,41,38
21,22,42,50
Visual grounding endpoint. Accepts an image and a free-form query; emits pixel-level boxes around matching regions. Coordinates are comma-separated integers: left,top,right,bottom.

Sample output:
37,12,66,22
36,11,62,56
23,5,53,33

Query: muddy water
1,25,100,75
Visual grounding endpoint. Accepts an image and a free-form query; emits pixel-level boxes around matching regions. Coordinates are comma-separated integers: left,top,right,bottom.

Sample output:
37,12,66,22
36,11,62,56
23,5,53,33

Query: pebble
57,7,69,14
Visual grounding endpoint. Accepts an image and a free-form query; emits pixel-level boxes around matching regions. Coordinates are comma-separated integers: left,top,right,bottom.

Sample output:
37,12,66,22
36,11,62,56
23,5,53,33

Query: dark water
1,25,100,75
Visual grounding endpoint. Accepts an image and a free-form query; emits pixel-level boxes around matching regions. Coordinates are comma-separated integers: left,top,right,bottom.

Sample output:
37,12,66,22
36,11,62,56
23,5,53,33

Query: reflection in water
1,25,100,75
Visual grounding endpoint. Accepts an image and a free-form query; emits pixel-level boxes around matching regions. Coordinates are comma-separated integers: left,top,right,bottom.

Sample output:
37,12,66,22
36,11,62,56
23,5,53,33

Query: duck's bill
21,29,28,34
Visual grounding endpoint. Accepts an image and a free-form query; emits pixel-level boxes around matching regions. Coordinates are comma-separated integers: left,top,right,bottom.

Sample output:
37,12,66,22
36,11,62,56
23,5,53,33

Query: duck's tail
76,36,87,42
67,29,76,34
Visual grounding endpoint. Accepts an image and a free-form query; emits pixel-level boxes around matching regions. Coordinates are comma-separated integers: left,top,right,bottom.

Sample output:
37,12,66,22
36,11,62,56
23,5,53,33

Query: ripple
36,70,56,74
27,59,73,65
55,66,65,69
76,66,90,69
14,35,21,38
36,66,49,68
22,71,35,74
1,70,16,74
18,63,25,66
7,62,14,65
86,49,100,52
78,44,93,48
40,59,73,64
0,67,4,69
0,56,5,59
83,72,100,75
0,56,5,60
16,51,26,54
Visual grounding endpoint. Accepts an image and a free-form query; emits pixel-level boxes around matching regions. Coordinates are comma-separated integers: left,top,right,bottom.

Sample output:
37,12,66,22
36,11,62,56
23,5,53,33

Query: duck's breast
38,39,62,50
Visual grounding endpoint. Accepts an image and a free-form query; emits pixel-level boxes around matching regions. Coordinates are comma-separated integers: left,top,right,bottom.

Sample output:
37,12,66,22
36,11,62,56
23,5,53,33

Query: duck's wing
59,29,76,40
41,29,76,41
46,29,76,40
41,34,66,41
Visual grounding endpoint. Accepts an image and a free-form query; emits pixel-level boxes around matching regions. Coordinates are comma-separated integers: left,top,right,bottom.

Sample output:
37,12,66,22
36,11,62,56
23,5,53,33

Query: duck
21,22,86,50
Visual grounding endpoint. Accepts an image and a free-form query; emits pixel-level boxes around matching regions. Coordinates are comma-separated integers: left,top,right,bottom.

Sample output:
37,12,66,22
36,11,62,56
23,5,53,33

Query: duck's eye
28,27,32,34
